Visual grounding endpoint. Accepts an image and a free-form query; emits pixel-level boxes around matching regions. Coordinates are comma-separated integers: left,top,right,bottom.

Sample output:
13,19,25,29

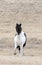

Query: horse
14,23,27,55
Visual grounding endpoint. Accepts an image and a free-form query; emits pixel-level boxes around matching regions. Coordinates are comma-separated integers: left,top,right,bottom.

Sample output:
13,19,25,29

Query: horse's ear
16,23,18,26
20,23,22,26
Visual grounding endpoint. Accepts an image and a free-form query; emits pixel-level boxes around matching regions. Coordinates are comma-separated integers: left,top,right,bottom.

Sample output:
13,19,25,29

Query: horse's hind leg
17,45,20,53
20,45,24,56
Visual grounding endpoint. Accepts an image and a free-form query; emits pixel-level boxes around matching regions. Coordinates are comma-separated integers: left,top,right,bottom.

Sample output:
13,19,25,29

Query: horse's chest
17,36,22,44
16,35,25,44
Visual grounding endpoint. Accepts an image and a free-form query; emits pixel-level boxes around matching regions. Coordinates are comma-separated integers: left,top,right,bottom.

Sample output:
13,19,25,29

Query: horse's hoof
14,53,17,55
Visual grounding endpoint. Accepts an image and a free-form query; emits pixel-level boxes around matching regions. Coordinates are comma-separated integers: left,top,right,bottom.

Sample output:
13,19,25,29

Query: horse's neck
17,31,24,37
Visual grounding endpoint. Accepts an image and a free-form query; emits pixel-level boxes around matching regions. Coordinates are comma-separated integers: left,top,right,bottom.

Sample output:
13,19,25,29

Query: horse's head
16,23,22,35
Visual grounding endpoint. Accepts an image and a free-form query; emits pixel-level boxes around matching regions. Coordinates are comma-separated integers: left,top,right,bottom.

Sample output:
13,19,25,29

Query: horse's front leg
14,43,17,55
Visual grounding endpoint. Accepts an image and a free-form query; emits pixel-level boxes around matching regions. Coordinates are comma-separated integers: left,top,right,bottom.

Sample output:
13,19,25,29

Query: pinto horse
14,23,27,55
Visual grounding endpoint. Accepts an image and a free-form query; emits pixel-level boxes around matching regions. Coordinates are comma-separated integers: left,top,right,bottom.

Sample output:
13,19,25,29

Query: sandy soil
0,38,42,65
0,55,42,65
0,0,42,65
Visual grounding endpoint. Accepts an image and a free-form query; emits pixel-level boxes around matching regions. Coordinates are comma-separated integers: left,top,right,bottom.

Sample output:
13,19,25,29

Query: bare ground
0,38,42,65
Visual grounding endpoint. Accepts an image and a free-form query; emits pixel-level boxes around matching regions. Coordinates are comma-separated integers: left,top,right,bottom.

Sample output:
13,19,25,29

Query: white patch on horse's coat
14,31,26,46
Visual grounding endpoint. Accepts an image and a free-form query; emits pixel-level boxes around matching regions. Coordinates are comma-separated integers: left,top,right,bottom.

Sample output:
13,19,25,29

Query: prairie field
0,0,42,65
